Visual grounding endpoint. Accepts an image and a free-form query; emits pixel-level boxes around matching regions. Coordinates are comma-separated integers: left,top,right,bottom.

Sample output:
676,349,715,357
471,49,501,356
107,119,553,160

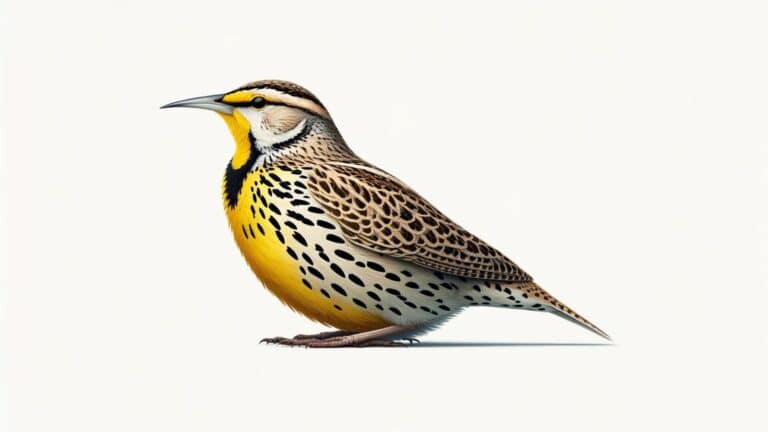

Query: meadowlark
162,80,609,347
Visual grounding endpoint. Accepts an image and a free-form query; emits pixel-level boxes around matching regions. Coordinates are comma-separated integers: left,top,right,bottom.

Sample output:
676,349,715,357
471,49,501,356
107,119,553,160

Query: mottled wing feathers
307,162,532,282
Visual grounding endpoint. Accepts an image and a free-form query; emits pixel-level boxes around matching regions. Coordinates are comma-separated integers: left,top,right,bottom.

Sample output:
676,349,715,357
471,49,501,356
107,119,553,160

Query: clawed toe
260,336,298,345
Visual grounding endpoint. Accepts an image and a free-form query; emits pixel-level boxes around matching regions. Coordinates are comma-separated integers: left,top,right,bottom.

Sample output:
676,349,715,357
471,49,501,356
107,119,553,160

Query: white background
2,1,767,431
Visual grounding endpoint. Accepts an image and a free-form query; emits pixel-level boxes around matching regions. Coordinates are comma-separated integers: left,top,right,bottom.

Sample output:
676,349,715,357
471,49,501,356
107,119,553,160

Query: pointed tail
535,283,611,341
546,302,611,341
480,281,611,340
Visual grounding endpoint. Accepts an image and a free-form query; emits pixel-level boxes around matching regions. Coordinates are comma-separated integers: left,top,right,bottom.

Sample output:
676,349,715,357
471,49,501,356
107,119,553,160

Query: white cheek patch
234,107,308,168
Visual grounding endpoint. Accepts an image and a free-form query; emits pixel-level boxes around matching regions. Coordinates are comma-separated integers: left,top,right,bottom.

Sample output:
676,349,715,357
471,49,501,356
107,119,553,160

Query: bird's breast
223,165,392,331
223,164,470,331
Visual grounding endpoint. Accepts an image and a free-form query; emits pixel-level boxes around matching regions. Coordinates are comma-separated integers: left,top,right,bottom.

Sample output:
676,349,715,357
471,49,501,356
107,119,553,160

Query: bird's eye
251,97,266,108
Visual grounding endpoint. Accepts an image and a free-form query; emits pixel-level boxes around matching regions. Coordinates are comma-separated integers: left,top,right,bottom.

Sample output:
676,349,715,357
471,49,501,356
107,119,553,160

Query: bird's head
162,80,333,169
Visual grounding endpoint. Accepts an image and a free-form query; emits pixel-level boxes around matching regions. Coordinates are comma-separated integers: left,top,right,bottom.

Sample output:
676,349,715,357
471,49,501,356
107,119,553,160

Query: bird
161,80,610,347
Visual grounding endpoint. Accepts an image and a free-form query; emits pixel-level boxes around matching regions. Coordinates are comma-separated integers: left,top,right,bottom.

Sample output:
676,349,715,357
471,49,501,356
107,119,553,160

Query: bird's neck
218,112,253,170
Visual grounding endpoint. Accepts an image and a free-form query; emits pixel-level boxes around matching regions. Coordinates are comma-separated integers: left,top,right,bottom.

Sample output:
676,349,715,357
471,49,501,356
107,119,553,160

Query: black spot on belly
268,203,281,215
366,261,385,272
389,307,402,316
438,305,451,311
302,279,312,289
375,304,384,311
286,210,314,226
307,206,324,214
275,230,285,244
291,199,309,206
286,247,298,260
419,290,435,297
367,291,381,301
481,295,491,301
352,298,367,308
348,274,365,287
256,223,265,235
404,301,417,309
334,250,354,261
301,253,313,265
464,295,474,301
273,189,291,199
320,289,330,298
428,283,440,291
334,304,342,311
385,273,401,282
292,231,308,246
405,281,419,289
401,270,412,277
330,263,345,277
268,216,280,230
331,283,347,296
307,267,324,280
326,234,344,243
284,220,297,230
317,220,335,229
385,288,401,296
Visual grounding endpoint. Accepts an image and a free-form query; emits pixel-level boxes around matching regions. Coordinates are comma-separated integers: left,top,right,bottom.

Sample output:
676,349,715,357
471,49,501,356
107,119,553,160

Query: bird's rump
307,161,533,282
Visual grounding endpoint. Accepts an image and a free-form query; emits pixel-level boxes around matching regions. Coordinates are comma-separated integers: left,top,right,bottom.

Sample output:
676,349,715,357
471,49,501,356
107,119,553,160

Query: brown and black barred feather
306,162,533,282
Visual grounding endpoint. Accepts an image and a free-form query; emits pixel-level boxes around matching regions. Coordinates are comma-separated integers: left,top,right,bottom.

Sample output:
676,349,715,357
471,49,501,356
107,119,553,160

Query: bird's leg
293,330,351,340
305,325,419,348
260,330,351,345
260,325,419,348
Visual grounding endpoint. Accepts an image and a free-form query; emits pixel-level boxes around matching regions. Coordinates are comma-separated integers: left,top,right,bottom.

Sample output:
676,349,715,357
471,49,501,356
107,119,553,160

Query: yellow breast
224,167,390,332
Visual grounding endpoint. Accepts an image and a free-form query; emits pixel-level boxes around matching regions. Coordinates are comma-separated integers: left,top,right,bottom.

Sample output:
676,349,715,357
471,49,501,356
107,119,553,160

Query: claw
261,336,301,345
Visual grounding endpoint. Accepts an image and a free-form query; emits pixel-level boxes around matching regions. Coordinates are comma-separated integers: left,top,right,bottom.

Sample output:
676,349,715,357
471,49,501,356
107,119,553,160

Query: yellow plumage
222,131,389,332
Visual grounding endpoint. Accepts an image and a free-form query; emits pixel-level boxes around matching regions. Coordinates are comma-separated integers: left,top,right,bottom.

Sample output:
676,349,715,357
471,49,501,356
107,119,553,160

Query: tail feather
546,304,611,341
477,281,611,341
533,283,611,341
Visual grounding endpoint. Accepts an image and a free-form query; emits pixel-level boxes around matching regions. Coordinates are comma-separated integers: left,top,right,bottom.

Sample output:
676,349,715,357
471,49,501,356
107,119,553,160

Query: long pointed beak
160,94,233,114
